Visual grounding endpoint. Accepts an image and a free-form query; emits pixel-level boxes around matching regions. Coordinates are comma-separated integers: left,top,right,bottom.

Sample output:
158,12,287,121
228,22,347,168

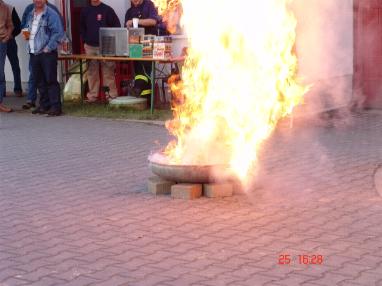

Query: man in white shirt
22,0,64,116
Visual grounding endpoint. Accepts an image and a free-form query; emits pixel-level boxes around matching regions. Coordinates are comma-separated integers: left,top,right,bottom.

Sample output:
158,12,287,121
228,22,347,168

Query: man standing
80,0,120,103
21,0,63,110
23,0,64,116
0,0,13,113
125,0,159,100
6,6,22,97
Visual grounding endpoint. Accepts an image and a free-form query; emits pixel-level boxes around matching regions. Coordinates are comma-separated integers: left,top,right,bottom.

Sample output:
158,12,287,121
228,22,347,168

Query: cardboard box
153,36,172,60
129,44,143,58
128,28,144,44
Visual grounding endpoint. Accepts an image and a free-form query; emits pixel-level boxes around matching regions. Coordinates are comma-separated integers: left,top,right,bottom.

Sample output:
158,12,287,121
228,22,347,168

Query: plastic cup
133,18,139,28
22,28,30,40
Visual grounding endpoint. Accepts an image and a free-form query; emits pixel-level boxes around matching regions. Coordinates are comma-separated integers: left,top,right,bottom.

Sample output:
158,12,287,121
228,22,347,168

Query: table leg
151,61,156,114
79,59,84,104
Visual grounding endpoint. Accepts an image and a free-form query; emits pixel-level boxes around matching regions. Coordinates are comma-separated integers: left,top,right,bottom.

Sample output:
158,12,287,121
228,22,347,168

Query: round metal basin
149,160,234,183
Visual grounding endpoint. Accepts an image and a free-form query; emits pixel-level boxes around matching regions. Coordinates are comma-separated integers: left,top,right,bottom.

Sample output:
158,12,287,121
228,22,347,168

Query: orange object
22,29,30,40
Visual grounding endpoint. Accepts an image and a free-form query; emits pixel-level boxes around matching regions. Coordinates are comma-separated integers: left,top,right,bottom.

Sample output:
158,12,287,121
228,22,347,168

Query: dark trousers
30,51,61,111
0,42,6,103
134,61,152,78
27,58,37,103
134,61,152,94
6,38,22,93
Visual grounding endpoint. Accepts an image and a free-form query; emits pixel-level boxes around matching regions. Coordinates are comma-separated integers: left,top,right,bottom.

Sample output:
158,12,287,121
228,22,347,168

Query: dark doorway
354,0,382,109
70,0,89,54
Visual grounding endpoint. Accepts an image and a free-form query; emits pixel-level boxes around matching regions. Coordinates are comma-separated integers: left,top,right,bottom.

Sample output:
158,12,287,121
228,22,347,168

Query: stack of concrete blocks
148,176,235,200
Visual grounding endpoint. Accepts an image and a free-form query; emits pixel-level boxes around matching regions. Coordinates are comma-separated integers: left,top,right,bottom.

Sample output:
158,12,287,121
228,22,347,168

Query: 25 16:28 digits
278,254,324,265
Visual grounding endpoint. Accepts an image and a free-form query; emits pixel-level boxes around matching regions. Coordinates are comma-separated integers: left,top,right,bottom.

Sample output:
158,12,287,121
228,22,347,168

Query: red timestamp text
278,254,324,265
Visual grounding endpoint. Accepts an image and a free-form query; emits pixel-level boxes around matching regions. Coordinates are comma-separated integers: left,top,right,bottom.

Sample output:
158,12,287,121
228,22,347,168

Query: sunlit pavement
1,107,382,286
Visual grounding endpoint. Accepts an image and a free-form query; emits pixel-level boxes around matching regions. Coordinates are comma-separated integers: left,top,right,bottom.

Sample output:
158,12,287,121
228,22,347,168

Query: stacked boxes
128,28,144,58
153,36,172,60
127,30,173,59
142,35,155,58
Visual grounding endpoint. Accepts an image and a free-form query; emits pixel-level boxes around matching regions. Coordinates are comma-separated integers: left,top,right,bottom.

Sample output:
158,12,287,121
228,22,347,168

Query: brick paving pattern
1,110,382,286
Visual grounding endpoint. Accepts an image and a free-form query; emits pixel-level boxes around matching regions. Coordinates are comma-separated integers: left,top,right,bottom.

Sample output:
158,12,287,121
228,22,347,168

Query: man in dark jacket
125,0,160,100
80,0,120,102
6,6,22,97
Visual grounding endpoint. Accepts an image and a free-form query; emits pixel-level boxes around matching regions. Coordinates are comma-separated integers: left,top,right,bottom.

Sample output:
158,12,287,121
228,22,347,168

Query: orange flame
159,0,308,187
152,0,182,34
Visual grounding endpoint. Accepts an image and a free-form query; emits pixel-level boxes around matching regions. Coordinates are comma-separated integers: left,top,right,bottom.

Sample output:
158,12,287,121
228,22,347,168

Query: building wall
103,0,129,27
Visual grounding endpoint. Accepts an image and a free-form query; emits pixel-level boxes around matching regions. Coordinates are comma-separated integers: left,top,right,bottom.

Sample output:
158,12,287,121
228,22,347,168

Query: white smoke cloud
291,0,354,116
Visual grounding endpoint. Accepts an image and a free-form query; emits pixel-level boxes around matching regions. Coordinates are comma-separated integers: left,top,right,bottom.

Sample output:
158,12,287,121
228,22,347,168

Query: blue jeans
27,58,37,103
0,42,7,103
6,38,22,93
30,51,61,111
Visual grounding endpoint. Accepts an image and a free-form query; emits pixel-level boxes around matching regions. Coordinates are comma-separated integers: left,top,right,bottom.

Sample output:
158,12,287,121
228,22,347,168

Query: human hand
2,35,10,43
43,47,49,53
126,20,133,28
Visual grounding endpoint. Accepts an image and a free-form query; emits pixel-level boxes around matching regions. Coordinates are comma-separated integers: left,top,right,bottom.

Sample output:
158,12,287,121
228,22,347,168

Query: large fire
153,0,308,186
152,0,182,34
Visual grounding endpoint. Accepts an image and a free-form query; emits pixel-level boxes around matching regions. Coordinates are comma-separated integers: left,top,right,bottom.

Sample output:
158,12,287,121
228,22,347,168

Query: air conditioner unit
99,28,129,56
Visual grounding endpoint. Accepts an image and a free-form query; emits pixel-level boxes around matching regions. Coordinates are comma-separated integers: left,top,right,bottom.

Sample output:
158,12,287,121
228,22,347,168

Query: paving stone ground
1,106,382,286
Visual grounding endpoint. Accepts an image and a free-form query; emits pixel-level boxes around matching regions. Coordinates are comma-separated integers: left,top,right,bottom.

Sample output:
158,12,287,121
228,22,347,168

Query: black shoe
47,110,62,117
32,107,49,115
22,102,36,110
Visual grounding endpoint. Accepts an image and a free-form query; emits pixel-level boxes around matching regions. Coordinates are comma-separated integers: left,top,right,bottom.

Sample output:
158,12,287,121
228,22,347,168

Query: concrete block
203,183,234,198
171,184,202,200
233,182,245,194
148,176,175,195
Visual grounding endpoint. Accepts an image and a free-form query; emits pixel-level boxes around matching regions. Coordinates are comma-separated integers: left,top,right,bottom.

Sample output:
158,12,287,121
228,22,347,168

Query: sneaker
0,104,12,113
22,102,36,110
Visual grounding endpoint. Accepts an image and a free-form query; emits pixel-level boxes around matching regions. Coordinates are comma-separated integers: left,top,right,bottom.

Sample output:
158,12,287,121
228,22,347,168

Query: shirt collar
33,5,48,17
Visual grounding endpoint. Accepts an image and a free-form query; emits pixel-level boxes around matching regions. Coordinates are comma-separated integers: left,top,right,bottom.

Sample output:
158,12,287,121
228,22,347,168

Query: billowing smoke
246,0,357,199
291,0,354,120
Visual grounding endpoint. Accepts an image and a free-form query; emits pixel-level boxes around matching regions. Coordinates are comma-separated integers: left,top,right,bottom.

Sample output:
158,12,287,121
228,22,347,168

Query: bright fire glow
154,0,308,187
152,0,182,34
